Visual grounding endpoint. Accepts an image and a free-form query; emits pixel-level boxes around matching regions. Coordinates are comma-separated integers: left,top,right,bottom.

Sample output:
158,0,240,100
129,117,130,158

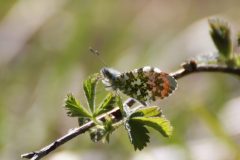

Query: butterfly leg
139,101,150,106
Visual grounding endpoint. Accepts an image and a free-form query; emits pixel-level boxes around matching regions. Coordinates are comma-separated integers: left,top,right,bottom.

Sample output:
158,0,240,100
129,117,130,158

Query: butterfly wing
144,71,177,101
117,67,177,102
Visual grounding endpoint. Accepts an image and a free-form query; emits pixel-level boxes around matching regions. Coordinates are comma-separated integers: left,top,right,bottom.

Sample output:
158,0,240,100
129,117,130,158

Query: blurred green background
0,1,240,160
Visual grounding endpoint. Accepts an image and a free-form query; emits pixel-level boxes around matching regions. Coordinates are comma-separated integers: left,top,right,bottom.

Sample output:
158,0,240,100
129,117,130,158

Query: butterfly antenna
89,47,108,67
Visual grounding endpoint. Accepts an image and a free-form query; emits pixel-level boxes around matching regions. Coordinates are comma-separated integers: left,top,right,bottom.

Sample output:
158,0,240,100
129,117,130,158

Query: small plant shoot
21,18,240,160
65,73,173,150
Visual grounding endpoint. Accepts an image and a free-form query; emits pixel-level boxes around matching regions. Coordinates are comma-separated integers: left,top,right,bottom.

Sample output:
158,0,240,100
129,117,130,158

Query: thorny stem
21,61,240,160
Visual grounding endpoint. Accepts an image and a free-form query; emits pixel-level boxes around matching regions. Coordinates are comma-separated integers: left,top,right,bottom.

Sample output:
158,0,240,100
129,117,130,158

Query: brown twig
21,61,240,160
21,98,136,160
171,60,240,79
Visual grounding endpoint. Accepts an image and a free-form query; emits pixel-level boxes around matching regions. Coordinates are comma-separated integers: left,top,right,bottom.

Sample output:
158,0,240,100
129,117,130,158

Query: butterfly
101,66,177,105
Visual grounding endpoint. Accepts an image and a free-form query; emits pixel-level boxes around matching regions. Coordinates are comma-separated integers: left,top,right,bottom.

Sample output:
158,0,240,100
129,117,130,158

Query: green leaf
83,73,100,113
125,120,150,150
116,95,126,116
102,116,114,143
209,18,232,59
131,117,173,137
94,93,116,116
234,55,240,67
65,94,91,117
89,117,114,143
130,106,162,118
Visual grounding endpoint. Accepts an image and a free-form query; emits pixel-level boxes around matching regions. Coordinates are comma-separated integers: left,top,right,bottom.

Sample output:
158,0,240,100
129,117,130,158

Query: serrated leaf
83,73,100,113
209,18,232,59
65,94,91,117
125,120,150,150
94,93,116,116
131,117,173,137
130,106,162,118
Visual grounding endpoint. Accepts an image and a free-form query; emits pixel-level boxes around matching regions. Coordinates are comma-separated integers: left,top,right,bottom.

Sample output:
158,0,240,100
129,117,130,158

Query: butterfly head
100,67,121,90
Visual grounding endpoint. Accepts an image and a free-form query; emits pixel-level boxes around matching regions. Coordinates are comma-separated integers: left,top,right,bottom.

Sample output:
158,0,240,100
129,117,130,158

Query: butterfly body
101,66,177,104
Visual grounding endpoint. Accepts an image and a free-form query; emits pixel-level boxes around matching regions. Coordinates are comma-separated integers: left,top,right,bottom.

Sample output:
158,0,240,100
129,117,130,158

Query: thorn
181,60,197,71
